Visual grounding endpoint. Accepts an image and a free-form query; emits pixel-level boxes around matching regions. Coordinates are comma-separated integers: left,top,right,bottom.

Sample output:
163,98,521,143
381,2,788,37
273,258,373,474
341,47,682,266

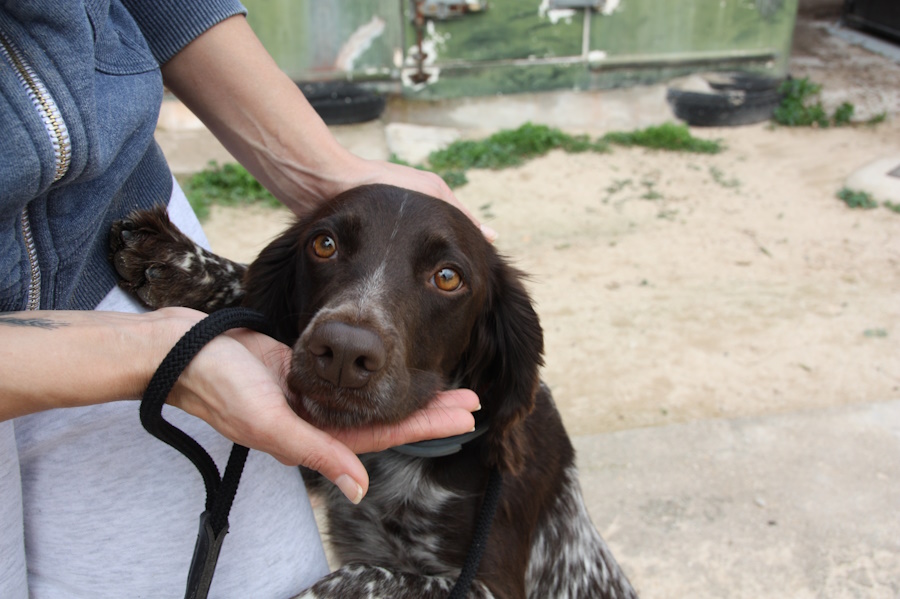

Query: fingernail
480,224,498,242
475,403,482,411
335,474,364,505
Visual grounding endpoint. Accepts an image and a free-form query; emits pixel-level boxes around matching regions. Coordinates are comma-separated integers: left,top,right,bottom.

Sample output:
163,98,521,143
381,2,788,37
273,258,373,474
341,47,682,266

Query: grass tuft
602,122,723,154
427,123,609,174
773,78,873,128
183,122,731,214
182,161,280,220
837,187,878,210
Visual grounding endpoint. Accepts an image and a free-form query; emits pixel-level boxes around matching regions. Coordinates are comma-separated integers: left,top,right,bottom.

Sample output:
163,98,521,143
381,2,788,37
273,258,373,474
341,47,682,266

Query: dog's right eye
311,234,337,259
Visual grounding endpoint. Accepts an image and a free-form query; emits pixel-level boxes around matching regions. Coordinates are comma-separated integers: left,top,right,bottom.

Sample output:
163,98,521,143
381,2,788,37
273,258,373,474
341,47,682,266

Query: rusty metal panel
588,0,799,71
242,0,798,98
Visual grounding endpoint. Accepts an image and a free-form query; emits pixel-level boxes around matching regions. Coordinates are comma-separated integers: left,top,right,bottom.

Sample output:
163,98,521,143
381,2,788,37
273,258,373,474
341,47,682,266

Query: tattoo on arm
0,314,68,330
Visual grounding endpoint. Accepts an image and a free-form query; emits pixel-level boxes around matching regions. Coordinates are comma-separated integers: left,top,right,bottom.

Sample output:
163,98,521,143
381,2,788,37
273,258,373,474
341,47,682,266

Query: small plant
403,123,611,188
606,178,633,195
773,78,828,127
709,166,741,189
602,122,723,154
182,161,280,220
427,123,608,173
773,78,862,128
884,201,900,214
863,328,888,338
837,187,878,210
832,102,855,126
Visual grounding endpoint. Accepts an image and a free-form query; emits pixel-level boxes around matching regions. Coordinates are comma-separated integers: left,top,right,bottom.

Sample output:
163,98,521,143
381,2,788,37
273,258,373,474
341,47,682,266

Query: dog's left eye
432,267,463,292
311,234,337,259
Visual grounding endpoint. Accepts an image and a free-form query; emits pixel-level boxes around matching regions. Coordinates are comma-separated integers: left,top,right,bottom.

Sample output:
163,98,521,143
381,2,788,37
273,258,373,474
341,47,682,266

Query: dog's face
244,184,544,471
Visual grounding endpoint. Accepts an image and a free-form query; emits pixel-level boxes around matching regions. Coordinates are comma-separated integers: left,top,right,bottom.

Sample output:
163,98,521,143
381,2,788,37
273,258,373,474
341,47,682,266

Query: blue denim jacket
0,0,244,311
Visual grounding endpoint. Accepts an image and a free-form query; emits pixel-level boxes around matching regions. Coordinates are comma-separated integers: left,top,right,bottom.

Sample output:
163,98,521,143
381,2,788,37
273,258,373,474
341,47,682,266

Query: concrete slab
383,85,675,135
575,400,900,598
384,122,461,165
827,24,900,65
844,154,900,204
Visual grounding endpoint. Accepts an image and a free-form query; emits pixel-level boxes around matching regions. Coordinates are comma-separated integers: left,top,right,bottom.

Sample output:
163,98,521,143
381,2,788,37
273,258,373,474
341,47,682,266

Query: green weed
709,166,741,189
184,122,729,216
837,187,878,210
773,78,864,128
602,122,723,154
182,161,280,220
832,102,855,126
427,123,609,173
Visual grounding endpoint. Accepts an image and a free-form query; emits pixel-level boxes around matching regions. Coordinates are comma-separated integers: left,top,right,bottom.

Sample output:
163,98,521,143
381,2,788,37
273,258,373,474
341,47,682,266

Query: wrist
135,307,207,397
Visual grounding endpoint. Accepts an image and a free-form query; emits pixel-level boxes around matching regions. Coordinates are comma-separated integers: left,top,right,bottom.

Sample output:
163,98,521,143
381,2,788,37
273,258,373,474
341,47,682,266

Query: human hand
165,323,478,504
341,158,498,243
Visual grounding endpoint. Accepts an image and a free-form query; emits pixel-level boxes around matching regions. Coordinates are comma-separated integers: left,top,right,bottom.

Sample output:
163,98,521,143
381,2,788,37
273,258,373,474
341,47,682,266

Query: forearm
160,15,362,213
0,308,198,421
158,15,491,237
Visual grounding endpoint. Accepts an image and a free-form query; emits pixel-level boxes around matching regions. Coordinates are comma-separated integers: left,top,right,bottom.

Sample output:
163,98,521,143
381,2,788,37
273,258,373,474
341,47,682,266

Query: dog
110,184,638,599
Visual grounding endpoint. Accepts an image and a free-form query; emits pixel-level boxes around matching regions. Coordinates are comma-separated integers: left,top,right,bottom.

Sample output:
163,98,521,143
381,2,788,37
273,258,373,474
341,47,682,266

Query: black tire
703,71,785,93
298,81,386,125
666,72,785,127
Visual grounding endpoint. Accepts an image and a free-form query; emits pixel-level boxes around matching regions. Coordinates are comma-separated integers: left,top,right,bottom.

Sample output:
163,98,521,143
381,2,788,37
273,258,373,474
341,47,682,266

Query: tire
298,81,386,125
666,72,785,127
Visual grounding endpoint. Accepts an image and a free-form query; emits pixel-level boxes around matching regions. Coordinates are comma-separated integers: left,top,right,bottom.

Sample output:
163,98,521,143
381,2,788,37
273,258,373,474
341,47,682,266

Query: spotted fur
110,205,247,311
110,185,638,599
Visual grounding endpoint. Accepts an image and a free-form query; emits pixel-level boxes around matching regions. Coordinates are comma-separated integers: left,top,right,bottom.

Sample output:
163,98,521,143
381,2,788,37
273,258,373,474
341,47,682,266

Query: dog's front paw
109,206,246,311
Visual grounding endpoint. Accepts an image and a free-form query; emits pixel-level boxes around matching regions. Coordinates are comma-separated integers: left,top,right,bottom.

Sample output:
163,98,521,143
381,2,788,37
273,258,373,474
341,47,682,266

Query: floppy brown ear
456,257,544,473
242,223,305,344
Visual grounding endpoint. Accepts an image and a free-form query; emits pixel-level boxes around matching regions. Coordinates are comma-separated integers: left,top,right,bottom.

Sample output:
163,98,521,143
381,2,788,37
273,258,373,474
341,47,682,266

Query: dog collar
390,420,489,458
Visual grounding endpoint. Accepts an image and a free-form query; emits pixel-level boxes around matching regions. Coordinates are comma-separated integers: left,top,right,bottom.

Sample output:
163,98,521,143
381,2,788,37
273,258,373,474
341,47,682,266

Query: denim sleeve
120,0,247,65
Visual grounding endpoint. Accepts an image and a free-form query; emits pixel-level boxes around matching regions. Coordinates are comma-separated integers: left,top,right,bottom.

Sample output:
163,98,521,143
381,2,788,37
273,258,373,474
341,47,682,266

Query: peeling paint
538,0,577,25
334,16,386,72
601,0,621,16
402,20,451,89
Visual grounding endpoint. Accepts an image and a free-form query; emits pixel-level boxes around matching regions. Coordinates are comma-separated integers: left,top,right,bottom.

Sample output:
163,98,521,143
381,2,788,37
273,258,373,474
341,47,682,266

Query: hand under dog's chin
291,392,379,429
286,375,440,430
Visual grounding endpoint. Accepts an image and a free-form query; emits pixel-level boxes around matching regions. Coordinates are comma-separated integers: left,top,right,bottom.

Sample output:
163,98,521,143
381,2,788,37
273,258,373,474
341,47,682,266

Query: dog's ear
458,257,544,473
242,224,304,344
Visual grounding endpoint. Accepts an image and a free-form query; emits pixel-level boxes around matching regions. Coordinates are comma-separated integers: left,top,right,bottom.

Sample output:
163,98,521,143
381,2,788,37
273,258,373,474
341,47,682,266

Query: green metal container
243,0,798,99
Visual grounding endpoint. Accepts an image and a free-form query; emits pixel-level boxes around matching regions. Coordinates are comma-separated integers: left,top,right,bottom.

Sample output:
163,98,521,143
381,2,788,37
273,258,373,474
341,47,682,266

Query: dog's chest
324,453,466,574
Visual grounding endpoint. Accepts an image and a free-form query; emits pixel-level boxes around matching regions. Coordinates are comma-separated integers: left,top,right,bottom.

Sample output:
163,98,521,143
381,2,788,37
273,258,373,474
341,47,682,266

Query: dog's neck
389,419,489,458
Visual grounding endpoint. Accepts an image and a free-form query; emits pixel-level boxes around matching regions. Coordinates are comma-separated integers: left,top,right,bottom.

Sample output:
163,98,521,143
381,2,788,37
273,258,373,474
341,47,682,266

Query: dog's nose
307,322,387,388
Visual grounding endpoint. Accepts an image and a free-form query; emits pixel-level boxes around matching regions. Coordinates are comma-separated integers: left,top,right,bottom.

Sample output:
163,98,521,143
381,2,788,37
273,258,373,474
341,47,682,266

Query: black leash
141,307,502,598
140,308,273,599
449,466,503,599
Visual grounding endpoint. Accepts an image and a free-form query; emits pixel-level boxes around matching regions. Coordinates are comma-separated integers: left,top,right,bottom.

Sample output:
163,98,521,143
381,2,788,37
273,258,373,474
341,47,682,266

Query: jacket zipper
0,31,72,310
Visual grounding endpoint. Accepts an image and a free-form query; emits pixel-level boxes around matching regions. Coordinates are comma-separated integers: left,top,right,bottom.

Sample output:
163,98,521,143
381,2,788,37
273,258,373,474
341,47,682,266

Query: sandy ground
203,118,900,440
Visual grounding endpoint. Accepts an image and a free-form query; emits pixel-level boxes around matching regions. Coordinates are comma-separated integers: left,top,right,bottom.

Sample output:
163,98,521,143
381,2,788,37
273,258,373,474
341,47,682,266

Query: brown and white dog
110,184,638,599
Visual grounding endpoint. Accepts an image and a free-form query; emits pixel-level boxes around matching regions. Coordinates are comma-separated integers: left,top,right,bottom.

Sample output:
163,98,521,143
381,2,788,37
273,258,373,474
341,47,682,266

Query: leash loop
140,306,500,599
448,466,503,599
140,307,274,599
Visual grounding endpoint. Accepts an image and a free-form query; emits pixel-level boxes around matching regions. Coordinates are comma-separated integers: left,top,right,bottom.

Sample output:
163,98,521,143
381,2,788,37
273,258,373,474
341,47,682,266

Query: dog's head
243,184,543,472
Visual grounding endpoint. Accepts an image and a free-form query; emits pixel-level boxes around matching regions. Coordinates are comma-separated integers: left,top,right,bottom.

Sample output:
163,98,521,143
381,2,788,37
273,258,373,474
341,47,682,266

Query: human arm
0,308,477,503
158,14,496,240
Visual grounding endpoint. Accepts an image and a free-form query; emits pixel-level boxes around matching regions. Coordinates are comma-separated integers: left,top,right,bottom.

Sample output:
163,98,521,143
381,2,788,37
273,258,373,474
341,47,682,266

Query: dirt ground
200,19,900,440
